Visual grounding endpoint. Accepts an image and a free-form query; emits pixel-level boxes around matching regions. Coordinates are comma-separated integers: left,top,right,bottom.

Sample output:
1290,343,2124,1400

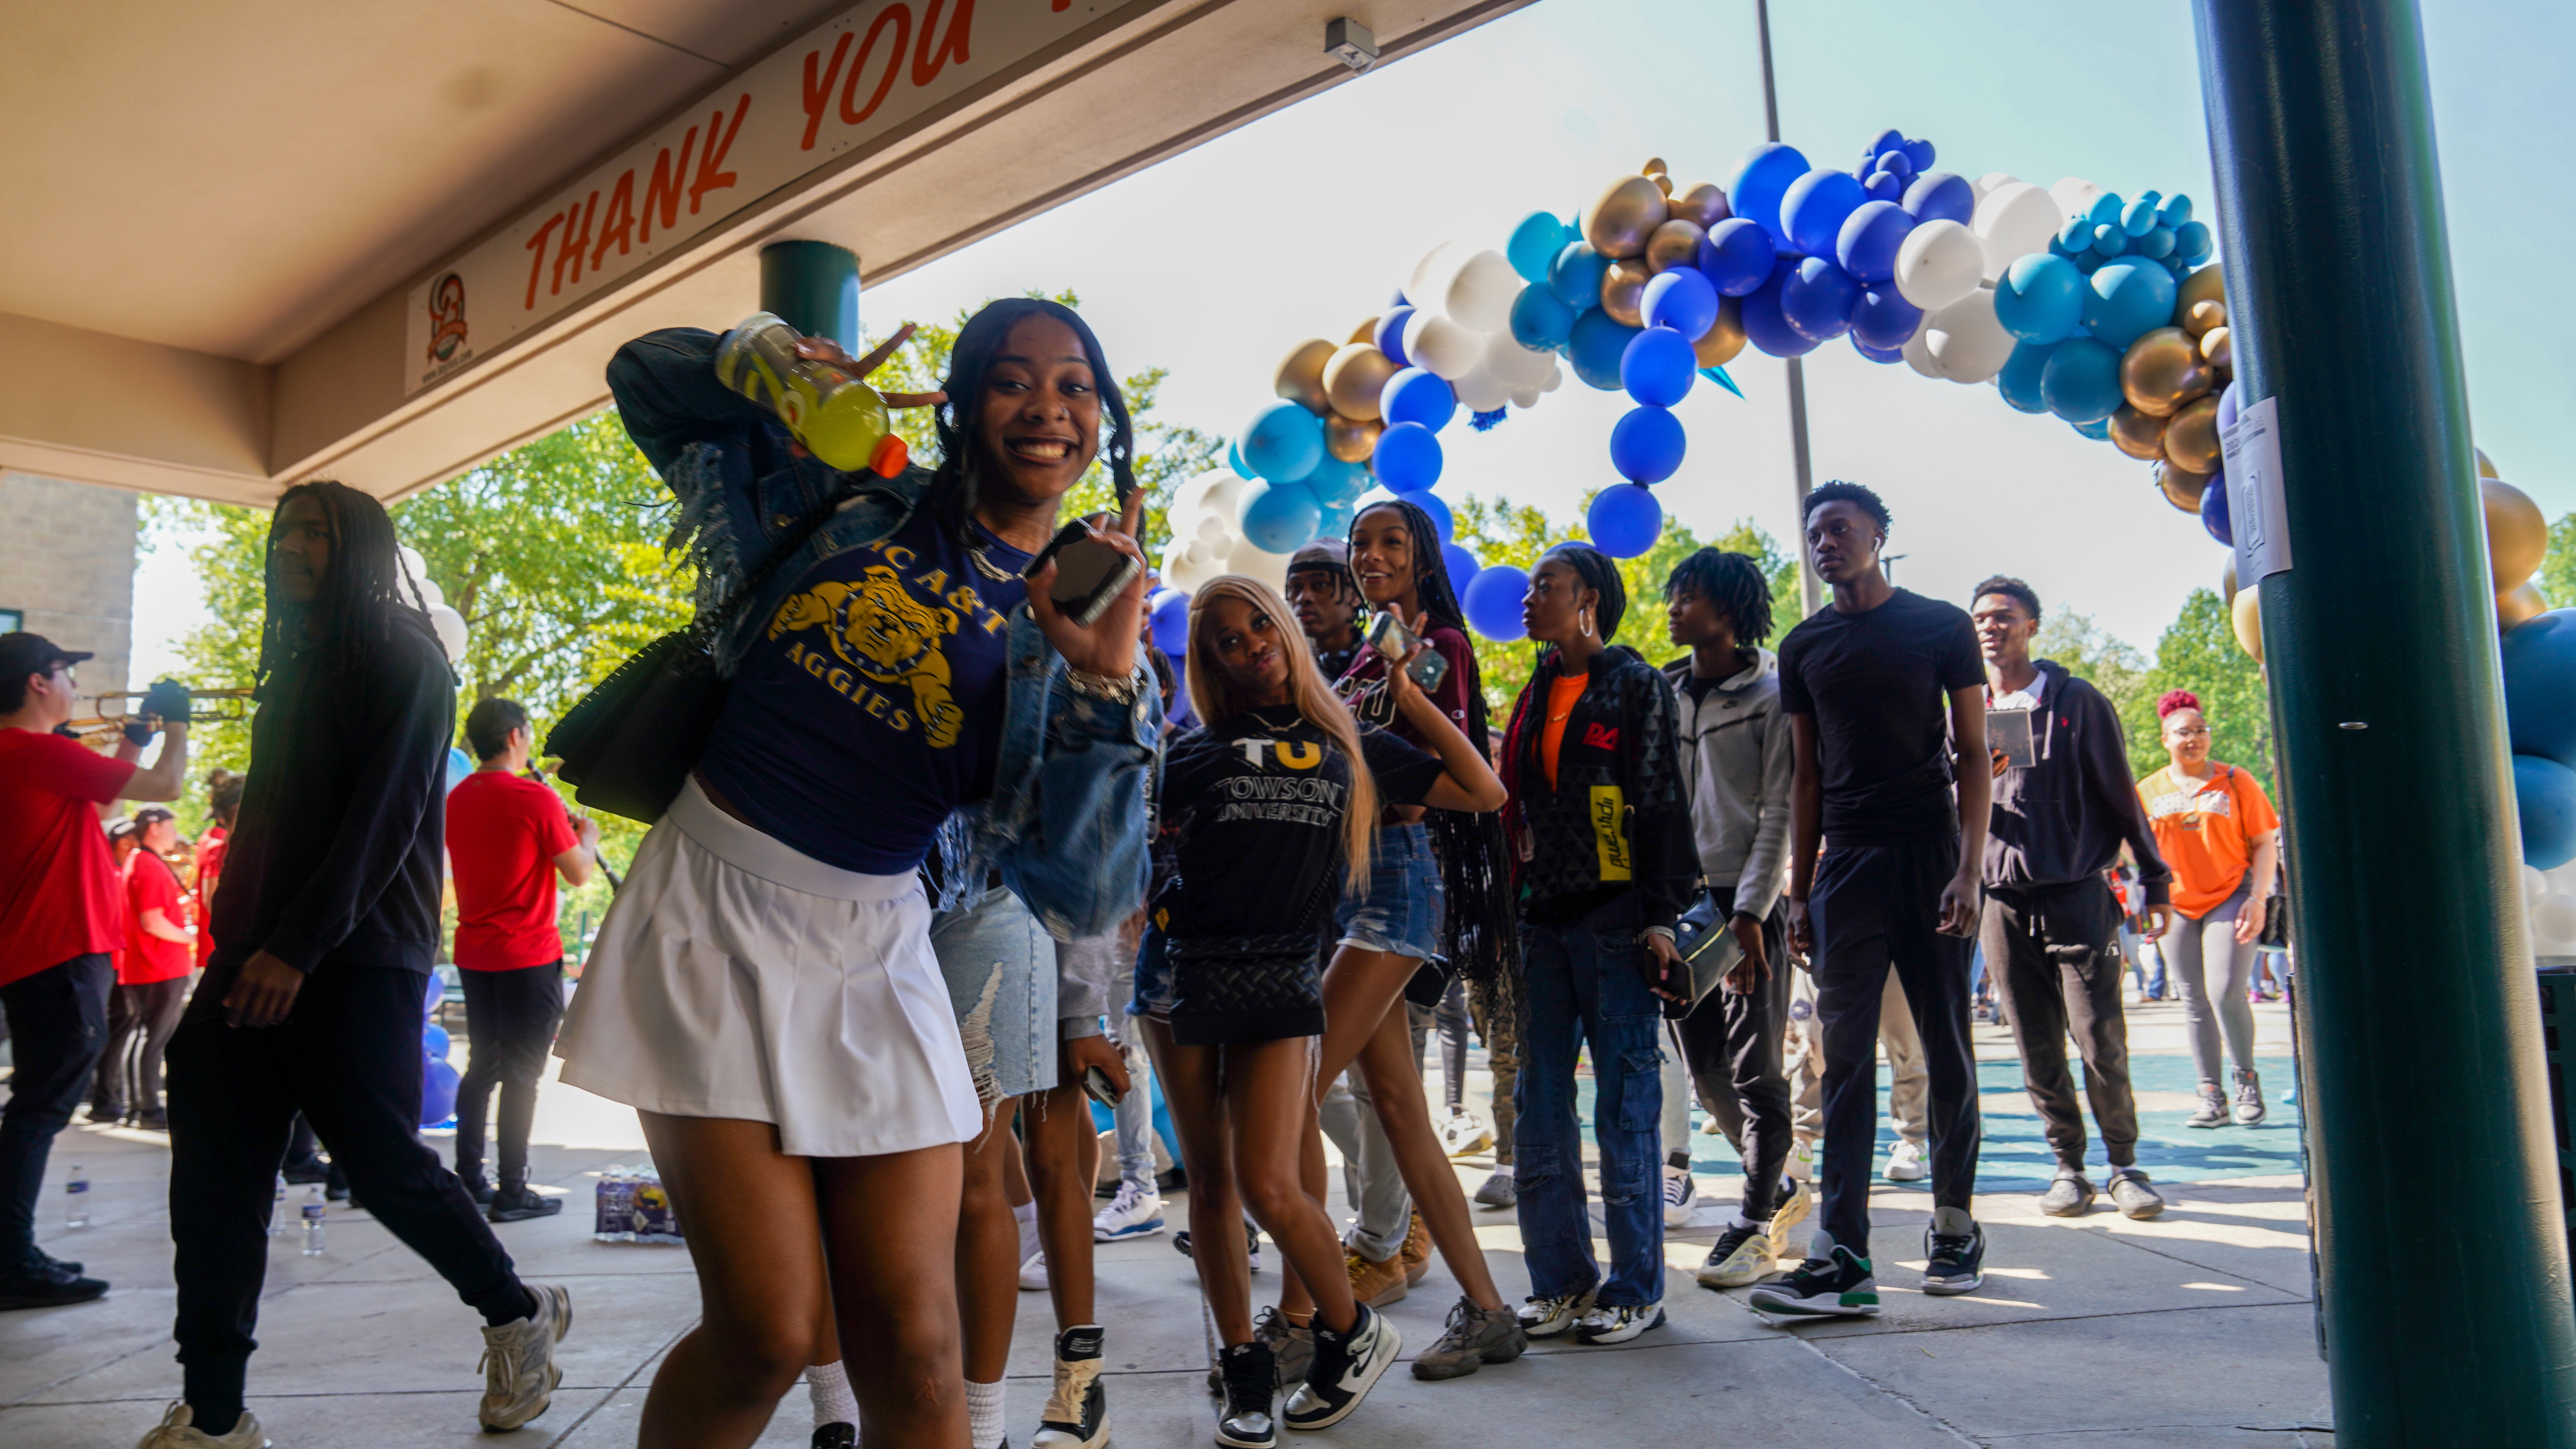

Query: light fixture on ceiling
1325,17,1378,74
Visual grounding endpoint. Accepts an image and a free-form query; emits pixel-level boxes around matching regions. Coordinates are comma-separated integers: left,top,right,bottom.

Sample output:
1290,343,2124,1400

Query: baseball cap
132,806,177,827
0,632,92,680
1287,539,1351,576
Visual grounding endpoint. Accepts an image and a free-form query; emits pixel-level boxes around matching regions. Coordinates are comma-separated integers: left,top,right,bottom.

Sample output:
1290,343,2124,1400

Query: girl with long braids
563,300,1158,1449
1138,575,1502,1447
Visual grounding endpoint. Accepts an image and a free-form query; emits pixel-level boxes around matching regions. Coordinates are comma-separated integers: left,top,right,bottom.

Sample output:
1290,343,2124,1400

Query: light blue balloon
1393,489,1453,543
1226,438,1256,481
1550,241,1610,309
1510,282,1578,351
1993,253,2085,343
1371,421,1443,492
1781,169,1868,259
2157,195,2194,229
1305,454,1372,504
2502,609,2576,768
445,746,473,793
1567,308,1642,390
2088,193,2125,227
2173,221,2214,265
1238,479,1322,553
2040,337,2124,423
1587,484,1664,559
1620,327,1697,409
2515,753,2576,871
2071,417,2112,442
2082,259,2180,350
1380,368,1457,433
1315,493,1356,542
1508,212,1571,284
2058,215,2091,252
2092,223,2129,257
1731,142,1812,251
2135,225,2177,261
1462,564,1530,640
1836,200,1914,285
1642,267,1719,339
2122,197,2160,238
1997,340,2058,414
1239,402,1323,483
1442,542,1482,593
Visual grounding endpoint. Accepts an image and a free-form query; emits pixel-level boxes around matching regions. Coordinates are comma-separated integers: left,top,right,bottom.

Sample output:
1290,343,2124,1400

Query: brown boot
1398,1212,1432,1287
1346,1243,1409,1308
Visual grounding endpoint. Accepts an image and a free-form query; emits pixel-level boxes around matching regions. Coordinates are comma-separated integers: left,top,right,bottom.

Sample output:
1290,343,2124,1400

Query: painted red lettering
800,32,853,149
689,93,751,214
522,211,565,310
913,0,973,86
592,169,637,267
840,6,910,124
641,128,698,242
552,189,598,295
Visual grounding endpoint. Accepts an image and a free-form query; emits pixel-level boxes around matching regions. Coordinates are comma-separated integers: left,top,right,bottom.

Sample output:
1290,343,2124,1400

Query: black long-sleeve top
1982,659,2174,906
207,611,455,978
1499,644,1697,935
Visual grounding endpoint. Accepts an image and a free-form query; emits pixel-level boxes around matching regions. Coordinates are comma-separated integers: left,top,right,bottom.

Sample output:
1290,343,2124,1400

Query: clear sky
132,0,2575,673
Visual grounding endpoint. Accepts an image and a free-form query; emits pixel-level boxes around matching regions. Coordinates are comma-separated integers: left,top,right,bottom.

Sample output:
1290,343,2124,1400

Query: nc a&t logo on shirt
766,545,1009,748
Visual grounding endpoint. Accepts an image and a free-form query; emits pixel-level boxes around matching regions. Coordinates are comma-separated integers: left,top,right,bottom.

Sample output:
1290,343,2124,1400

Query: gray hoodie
1662,648,1794,922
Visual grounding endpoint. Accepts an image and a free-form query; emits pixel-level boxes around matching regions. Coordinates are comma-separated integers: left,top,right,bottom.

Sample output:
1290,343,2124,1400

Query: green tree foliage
2538,511,2575,609
2127,587,2274,795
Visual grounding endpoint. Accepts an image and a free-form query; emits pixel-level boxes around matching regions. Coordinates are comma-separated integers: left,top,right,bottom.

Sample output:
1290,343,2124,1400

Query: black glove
123,722,155,746
142,679,191,724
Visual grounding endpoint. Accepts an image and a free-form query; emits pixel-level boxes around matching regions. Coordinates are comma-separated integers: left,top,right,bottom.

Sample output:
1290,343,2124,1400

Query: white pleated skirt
555,775,981,1159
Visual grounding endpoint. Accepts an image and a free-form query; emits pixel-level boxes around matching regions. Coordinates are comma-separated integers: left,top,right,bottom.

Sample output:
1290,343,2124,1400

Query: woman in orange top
2134,690,2279,1129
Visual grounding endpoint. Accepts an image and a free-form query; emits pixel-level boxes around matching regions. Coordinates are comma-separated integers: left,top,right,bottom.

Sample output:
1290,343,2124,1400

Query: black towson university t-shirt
1778,587,1984,847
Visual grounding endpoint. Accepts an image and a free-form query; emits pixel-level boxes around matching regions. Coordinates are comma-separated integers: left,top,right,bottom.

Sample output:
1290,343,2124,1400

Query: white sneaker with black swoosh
1281,1304,1399,1432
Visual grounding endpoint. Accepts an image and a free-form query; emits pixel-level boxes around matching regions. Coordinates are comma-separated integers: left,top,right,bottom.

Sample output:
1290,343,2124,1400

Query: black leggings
454,963,566,1191
94,977,189,1117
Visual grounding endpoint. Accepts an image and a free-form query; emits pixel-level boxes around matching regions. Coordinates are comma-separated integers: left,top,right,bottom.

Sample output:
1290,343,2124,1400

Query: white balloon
1222,530,1292,595
1483,329,1558,388
1973,172,2020,201
1193,511,1232,545
2050,176,2105,224
1164,541,1225,595
426,603,468,665
1454,368,1512,412
1893,220,1984,311
2548,860,2576,896
1539,362,1563,393
1510,388,1542,409
2532,895,2576,954
2525,864,2553,904
1404,310,1484,380
1445,249,1524,333
1901,321,1942,378
1172,468,1249,523
1923,288,2015,384
411,575,445,610
1407,242,1471,319
1972,182,2063,281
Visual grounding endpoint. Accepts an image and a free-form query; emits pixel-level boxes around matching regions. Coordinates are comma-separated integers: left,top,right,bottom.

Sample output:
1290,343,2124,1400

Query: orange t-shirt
1541,674,1588,788
2137,762,2279,918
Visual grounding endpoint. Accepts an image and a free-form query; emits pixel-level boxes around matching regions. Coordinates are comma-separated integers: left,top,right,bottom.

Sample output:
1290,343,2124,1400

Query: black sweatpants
454,962,566,1192
95,977,189,1119
1983,880,2140,1171
166,962,530,1412
0,954,111,1261
1671,890,1793,1221
1809,839,1982,1258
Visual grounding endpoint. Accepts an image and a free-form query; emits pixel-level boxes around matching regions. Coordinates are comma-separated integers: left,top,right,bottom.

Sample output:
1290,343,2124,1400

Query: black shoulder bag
546,503,841,824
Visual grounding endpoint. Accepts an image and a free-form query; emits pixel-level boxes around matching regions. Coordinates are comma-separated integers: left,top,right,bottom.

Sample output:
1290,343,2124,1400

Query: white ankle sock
1731,1214,1760,1232
808,1360,858,1428
967,1378,1006,1448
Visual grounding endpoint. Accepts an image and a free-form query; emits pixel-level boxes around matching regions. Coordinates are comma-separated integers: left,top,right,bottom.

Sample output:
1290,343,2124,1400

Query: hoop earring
1579,605,1595,638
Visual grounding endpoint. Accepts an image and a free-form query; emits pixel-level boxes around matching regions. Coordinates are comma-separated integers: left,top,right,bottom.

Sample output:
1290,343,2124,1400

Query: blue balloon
2515,753,2576,870
2157,195,2195,229
445,746,472,794
1731,142,1812,251
1149,587,1190,656
1902,137,1936,171
2503,609,2576,768
1862,170,1905,203
1738,261,1821,358
1587,484,1664,559
1442,542,1482,592
1239,402,1323,483
1620,327,1697,408
2215,378,2241,434
1508,212,1571,284
1993,253,2086,343
1642,267,1719,339
1851,334,1905,364
1305,454,1371,504
2071,417,2112,442
1781,169,1868,259
1997,340,2058,413
1780,257,1860,342
1509,282,1578,351
1393,489,1452,543
421,1057,460,1129
1567,308,1642,389
2082,258,2179,350
1836,200,1914,285
1608,405,1687,483
2173,221,2214,265
1374,307,1415,368
2200,469,2232,543
1380,368,1457,433
1462,564,1530,641
1371,421,1443,492
1315,493,1356,543
1226,438,1256,480
2135,225,2177,261
1551,240,1610,309
1864,128,1906,162
1239,479,1322,552
2092,223,2129,257
1901,172,1975,226
2088,193,2125,227
2121,197,2160,238
423,1023,451,1061
2040,337,2124,423
1697,218,1777,297
1848,286,1922,351
1875,150,1915,182
2058,215,2091,252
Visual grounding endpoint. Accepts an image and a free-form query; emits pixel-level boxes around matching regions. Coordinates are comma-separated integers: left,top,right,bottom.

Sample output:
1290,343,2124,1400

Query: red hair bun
2156,689,2203,718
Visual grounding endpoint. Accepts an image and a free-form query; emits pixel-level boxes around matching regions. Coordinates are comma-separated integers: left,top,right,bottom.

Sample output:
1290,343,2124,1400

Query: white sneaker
136,1402,268,1448
1435,1107,1492,1158
1661,1164,1696,1228
1019,1249,1050,1292
478,1282,573,1431
1884,1140,1928,1183
1092,1180,1166,1243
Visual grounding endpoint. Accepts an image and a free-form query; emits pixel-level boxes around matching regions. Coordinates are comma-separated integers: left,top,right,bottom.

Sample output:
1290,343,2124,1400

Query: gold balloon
1347,317,1379,346
1325,412,1381,464
1586,175,1670,261
1321,343,1397,423
2199,326,2233,371
2109,404,2170,460
2119,328,2212,418
2185,299,2227,340
2156,461,2212,513
2222,555,2239,607
1641,156,1667,176
1600,259,1651,326
1645,219,1708,274
2476,445,2500,479
1668,182,1729,229
2485,476,2548,592
2174,264,2225,329
2163,396,2223,474
1275,338,1336,415
2501,582,2551,633
2232,585,2263,663
1693,296,1747,367
1652,173,1674,196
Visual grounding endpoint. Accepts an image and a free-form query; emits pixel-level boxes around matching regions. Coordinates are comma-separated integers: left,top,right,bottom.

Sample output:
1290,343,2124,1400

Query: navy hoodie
1983,659,2172,906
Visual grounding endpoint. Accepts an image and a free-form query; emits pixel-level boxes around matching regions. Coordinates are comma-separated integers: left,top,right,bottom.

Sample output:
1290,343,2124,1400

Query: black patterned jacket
1498,644,1697,937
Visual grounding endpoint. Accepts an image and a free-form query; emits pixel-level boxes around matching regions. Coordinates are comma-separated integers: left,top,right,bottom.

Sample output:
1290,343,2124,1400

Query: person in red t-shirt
191,770,242,973
445,698,596,1222
0,632,192,1311
91,807,197,1132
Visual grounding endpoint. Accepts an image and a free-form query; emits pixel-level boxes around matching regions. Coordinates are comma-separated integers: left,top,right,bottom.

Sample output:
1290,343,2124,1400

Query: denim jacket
605,327,1159,939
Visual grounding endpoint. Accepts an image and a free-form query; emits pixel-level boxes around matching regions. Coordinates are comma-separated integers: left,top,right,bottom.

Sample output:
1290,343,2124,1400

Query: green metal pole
759,239,860,351
2194,3,2576,1442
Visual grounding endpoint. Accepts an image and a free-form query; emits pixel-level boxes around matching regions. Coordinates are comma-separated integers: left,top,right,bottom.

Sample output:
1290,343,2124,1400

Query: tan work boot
1398,1211,1432,1287
1345,1243,1409,1308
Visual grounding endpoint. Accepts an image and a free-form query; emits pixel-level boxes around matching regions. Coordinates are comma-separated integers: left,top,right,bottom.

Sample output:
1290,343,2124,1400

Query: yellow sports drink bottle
712,313,910,476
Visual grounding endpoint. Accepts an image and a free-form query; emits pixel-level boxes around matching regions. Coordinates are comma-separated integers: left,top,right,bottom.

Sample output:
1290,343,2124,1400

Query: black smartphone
1365,611,1450,693
1023,523,1141,627
1081,1064,1123,1107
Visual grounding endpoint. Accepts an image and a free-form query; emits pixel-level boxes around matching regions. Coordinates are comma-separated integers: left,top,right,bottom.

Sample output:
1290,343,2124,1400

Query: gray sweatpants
2166,886,2259,1085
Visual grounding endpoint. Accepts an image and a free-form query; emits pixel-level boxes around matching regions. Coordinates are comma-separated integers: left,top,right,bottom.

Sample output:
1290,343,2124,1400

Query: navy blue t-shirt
697,506,1030,874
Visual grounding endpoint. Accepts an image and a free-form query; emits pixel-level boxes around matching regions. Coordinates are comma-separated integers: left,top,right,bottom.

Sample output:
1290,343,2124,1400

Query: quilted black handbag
1668,886,1746,1019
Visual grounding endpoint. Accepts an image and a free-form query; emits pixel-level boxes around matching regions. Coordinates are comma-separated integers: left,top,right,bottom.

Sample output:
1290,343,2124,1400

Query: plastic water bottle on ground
65,1165,89,1229
300,1186,326,1256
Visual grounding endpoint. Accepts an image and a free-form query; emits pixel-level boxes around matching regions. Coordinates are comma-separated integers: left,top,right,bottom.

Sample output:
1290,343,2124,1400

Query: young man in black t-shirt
1750,482,1992,1319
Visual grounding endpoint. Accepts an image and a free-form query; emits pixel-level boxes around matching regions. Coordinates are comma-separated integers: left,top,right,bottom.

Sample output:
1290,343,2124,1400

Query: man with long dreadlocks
145,482,571,1449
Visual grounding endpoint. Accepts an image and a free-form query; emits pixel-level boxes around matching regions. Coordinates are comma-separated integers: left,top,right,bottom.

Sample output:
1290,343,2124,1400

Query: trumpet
63,687,255,747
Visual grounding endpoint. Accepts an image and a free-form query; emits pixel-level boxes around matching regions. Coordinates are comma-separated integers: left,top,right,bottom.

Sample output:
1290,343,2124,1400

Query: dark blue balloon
1620,327,1698,408
1836,200,1914,285
1393,489,1452,542
1697,218,1777,297
1588,483,1664,558
1380,368,1456,433
1730,142,1812,251
1738,261,1820,358
1780,257,1860,342
1462,564,1530,641
1567,308,1642,390
1865,128,1905,162
1642,267,1719,339
1608,405,1687,483
422,1057,460,1128
1782,169,1868,259
1149,588,1190,656
1371,421,1443,492
1902,137,1935,170
2514,754,2576,870
1863,170,1904,203
1997,340,2058,414
2502,609,2576,768
1876,150,1915,182
1851,335,1904,364
1902,172,1975,226
1509,282,1578,351
2040,338,2124,423
1442,542,1482,591
1848,286,1922,351
1550,240,1610,309
1508,212,1570,284
2200,469,2232,543
1375,306,1415,368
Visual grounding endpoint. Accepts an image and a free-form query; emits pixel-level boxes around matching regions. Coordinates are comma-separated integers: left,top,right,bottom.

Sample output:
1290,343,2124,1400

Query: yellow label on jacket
1589,785,1632,880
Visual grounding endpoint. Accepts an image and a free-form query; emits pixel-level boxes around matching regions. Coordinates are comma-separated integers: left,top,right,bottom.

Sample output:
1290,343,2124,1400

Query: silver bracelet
1065,667,1141,704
